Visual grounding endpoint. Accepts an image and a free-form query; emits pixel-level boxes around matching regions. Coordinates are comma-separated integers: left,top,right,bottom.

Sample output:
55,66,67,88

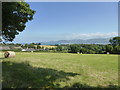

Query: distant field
37,45,56,49
1,52,118,88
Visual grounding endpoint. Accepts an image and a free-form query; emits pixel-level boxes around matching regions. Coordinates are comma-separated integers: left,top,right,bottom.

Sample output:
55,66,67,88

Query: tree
24,44,29,48
109,36,120,46
38,43,41,45
56,45,62,52
113,45,120,54
37,45,41,49
69,44,80,53
109,37,120,54
2,2,35,41
106,44,113,53
28,43,35,48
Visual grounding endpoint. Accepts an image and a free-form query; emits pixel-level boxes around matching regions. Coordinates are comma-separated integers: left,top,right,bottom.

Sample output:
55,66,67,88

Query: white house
21,48,35,52
21,49,26,51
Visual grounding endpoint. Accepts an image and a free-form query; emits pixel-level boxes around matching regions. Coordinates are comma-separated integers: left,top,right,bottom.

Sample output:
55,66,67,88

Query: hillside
41,38,110,45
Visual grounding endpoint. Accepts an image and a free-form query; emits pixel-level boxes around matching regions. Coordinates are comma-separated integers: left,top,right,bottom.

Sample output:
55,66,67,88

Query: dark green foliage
57,37,120,54
106,44,113,53
38,43,41,45
2,2,35,41
36,45,41,49
56,45,63,51
109,36,120,54
28,43,35,48
69,44,80,53
112,45,120,54
109,36,120,46
68,44,106,54
21,43,35,49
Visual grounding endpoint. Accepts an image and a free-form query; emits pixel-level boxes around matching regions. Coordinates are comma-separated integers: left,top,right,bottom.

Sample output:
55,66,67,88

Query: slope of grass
34,45,57,49
1,52,118,88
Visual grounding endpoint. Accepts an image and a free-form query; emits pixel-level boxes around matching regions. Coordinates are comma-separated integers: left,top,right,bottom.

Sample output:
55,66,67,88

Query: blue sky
13,2,118,43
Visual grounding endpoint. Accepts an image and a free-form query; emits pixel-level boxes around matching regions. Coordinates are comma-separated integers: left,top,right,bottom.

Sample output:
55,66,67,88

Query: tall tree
106,44,113,53
109,36,120,54
2,2,35,41
109,36,120,46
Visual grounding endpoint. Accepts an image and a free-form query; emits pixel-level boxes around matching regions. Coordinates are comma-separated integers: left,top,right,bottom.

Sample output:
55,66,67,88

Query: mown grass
1,52,118,88
34,45,57,49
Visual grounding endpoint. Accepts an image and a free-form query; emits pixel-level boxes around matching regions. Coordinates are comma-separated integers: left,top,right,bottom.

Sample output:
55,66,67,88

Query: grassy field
1,52,118,88
34,45,57,49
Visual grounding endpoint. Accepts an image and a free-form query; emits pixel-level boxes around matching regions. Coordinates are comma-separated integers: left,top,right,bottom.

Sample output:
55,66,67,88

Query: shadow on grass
2,61,80,88
63,83,119,90
2,61,119,89
0,58,5,60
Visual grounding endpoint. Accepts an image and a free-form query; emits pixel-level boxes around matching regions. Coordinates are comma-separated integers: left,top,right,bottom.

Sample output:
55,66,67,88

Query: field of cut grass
34,45,56,49
1,52,118,88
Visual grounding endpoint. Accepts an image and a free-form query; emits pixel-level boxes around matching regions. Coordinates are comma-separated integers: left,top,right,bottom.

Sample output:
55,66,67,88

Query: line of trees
55,36,120,54
1,37,120,54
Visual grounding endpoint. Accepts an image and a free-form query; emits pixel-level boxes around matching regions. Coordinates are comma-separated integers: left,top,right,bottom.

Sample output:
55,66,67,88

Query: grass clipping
4,51,16,58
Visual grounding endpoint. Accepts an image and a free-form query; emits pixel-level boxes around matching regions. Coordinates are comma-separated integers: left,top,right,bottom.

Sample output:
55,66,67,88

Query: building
21,48,36,52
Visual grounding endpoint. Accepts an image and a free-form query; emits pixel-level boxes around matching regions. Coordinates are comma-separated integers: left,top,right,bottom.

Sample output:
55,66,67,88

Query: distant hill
41,38,111,45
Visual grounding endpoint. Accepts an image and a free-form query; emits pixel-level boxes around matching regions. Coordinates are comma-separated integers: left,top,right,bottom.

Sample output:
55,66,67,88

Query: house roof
22,48,35,51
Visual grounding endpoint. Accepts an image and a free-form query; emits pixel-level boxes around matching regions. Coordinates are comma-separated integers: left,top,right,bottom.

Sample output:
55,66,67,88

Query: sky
12,2,118,43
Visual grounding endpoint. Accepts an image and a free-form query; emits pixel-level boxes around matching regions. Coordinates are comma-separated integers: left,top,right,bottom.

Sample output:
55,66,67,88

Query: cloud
65,32,118,40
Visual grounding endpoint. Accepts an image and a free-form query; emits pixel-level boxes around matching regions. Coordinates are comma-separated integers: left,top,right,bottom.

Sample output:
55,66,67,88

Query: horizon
11,2,118,43
6,37,112,44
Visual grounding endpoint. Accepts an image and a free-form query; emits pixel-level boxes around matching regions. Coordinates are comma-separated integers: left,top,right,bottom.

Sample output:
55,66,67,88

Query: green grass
1,52,118,88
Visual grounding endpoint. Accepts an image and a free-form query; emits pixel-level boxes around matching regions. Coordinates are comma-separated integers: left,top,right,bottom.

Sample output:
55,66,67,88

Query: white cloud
65,32,118,40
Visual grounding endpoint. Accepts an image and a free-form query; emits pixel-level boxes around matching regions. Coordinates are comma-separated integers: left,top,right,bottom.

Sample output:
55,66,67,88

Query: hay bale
4,51,16,58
